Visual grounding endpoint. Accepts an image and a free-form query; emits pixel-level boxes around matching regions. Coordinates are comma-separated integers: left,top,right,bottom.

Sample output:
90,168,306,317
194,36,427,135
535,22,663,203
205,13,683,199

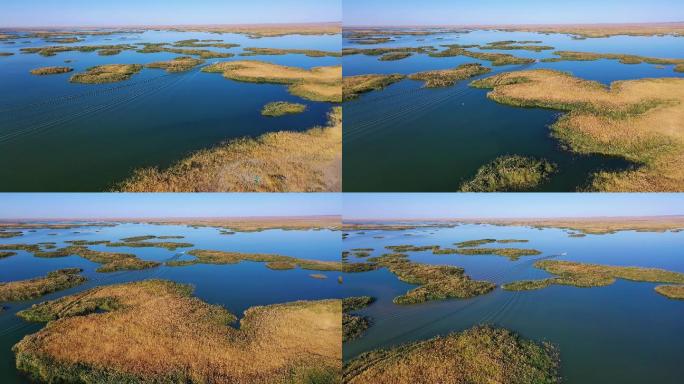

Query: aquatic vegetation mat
503,260,684,299
459,155,558,192
343,73,406,101
343,325,559,384
33,246,159,272
145,56,204,72
117,107,341,192
408,63,491,88
366,253,495,304
70,64,143,84
166,249,344,272
13,280,341,383
240,47,340,57
261,101,307,117
0,268,86,302
29,66,73,75
203,60,341,102
343,296,376,342
542,51,684,73
471,69,684,191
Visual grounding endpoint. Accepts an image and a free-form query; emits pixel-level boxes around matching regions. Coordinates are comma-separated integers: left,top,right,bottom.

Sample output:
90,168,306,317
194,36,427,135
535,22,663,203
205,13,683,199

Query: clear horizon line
343,214,684,221
342,20,684,28
0,214,341,221
0,21,341,30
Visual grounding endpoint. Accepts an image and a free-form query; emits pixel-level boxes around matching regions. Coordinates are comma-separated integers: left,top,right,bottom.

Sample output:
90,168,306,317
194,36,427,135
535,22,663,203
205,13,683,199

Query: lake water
342,223,684,384
0,31,340,191
0,222,342,383
342,30,684,191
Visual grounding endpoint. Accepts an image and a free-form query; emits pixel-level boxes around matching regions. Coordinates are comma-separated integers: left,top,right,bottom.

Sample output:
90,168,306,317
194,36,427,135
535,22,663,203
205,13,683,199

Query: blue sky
0,0,340,27
0,194,340,219
343,194,684,219
344,0,684,26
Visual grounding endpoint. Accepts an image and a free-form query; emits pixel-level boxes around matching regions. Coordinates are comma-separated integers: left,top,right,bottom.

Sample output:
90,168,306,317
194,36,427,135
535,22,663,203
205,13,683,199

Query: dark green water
0,223,342,383
343,30,684,191
0,31,340,191
342,223,684,384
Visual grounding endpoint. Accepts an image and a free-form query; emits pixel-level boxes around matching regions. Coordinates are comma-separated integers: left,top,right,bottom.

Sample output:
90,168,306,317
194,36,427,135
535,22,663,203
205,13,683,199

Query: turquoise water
341,223,684,383
343,30,684,191
0,222,342,383
0,31,340,191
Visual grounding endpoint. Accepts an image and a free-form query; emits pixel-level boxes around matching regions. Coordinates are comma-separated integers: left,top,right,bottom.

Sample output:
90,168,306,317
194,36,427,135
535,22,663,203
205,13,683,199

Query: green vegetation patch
542,51,684,73
309,273,328,279
0,251,17,259
0,268,86,302
379,52,412,61
172,39,239,49
343,46,435,57
434,247,541,260
429,45,536,65
481,40,554,52
366,253,494,304
21,44,136,57
0,52,14,57
166,249,344,272
145,56,204,72
460,155,558,192
655,285,684,299
29,66,73,75
70,64,143,84
137,43,235,59
344,325,559,384
0,231,23,238
261,101,307,117
503,260,684,300
385,244,440,252
343,296,376,342
343,73,405,101
34,246,159,273
241,47,340,57
455,239,529,247
408,63,491,88
13,280,342,383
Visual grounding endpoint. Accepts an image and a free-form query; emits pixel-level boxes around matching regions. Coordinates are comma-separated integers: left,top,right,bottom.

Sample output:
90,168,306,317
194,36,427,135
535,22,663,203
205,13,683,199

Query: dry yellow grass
167,22,341,38
146,215,341,231
471,69,684,191
490,22,684,38
344,325,559,384
0,269,86,302
166,249,344,271
655,285,684,299
14,280,341,383
144,56,204,72
116,107,341,192
459,216,684,234
502,260,684,299
203,60,341,102
70,64,142,84
343,74,405,100
29,66,73,75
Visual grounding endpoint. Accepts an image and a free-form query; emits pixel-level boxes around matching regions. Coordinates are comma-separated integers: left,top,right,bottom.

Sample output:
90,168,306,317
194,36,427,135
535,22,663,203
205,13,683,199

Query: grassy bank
261,101,307,116
70,64,143,84
408,63,491,88
344,325,559,384
471,69,684,191
367,253,495,304
343,74,405,100
0,269,86,302
460,155,558,192
203,60,341,102
503,260,684,299
116,107,341,192
14,280,341,383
